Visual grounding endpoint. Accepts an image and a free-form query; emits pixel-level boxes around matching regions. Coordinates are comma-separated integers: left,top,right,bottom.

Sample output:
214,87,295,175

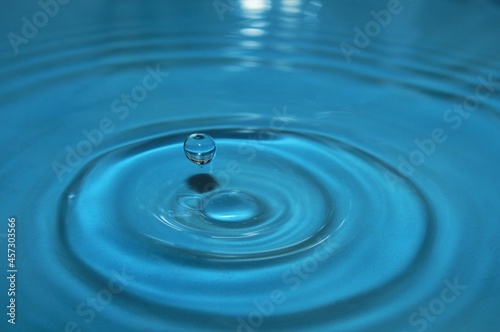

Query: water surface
1,0,499,331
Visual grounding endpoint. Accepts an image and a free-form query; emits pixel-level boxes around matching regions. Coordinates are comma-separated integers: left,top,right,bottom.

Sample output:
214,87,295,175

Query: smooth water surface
1,0,500,331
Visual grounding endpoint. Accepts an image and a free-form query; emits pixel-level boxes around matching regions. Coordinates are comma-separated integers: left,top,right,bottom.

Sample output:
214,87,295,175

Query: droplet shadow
187,174,219,194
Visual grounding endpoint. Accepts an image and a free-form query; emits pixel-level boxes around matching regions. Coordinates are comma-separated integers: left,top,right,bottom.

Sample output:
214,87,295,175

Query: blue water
1,0,500,331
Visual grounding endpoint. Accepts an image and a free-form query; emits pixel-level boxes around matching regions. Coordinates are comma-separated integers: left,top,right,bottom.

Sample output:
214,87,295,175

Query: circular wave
54,117,436,330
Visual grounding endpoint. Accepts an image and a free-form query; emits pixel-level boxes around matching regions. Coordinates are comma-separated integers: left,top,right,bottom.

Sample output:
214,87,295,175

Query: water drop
184,133,216,165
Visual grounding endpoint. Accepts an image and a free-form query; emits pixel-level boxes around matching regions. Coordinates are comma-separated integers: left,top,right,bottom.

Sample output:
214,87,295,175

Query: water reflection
280,0,302,14
240,0,272,18
222,0,324,72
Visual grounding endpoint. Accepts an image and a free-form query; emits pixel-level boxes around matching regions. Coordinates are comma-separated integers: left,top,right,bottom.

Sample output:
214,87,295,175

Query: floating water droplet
184,133,216,165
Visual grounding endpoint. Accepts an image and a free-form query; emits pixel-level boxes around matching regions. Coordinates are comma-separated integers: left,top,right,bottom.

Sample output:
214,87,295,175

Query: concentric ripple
52,117,442,332
60,120,429,263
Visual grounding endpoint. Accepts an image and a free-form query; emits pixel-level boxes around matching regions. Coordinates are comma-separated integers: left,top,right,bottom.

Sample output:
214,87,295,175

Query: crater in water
202,190,263,223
